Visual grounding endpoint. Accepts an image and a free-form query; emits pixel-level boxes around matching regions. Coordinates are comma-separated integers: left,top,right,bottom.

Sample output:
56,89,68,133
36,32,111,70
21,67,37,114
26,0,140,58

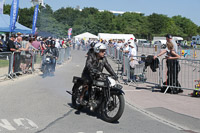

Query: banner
32,4,39,35
68,28,72,39
0,0,3,14
9,0,19,32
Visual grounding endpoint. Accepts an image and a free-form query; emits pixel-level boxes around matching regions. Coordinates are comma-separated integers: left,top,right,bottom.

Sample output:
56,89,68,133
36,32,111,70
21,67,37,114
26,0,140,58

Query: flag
68,28,72,39
32,4,39,35
9,0,19,32
0,0,3,14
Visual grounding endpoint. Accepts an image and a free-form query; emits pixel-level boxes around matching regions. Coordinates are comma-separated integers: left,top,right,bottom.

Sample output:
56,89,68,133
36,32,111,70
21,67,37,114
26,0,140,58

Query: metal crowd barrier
0,47,71,80
0,52,13,79
161,58,200,93
107,45,200,94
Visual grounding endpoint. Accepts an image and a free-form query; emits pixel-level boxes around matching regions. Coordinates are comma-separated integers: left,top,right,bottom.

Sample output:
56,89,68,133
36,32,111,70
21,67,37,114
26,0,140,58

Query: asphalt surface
0,49,198,133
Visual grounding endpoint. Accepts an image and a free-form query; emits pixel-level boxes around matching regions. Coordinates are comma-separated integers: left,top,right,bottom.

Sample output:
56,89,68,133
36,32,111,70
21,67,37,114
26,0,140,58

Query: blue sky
5,0,200,26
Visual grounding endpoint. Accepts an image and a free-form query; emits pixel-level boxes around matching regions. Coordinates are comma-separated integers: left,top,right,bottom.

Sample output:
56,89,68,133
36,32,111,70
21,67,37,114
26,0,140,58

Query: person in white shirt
55,39,61,48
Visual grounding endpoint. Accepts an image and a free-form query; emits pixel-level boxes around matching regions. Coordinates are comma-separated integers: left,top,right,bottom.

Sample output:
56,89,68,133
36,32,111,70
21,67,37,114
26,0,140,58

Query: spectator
134,39,138,51
32,37,41,50
15,37,22,50
7,34,22,74
154,41,182,94
166,34,178,53
123,43,129,56
55,39,61,48
20,38,36,73
191,41,193,48
0,37,7,52
0,40,3,52
128,41,138,68
7,34,17,52
40,37,47,55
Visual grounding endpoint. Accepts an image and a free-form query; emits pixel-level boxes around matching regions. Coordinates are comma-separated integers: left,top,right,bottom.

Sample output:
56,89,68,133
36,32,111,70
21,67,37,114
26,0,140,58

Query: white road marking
0,119,16,131
13,118,38,129
76,65,80,67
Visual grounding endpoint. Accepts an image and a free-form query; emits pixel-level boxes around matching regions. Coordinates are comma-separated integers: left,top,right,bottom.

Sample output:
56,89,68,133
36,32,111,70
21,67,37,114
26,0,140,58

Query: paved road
0,49,193,133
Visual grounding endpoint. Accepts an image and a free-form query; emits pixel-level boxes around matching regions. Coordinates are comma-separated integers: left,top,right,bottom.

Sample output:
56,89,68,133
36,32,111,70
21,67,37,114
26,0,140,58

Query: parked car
138,39,150,47
153,40,166,49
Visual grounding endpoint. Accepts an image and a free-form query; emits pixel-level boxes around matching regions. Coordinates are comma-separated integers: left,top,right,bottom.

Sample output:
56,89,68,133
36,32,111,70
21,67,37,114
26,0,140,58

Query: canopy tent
98,33,135,42
0,14,32,34
74,32,98,41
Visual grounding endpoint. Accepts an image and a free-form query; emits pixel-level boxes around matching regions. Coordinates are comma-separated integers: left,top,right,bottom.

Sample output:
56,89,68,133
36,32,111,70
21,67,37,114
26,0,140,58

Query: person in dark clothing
154,41,182,93
7,34,22,74
7,34,17,52
74,42,118,105
43,40,59,75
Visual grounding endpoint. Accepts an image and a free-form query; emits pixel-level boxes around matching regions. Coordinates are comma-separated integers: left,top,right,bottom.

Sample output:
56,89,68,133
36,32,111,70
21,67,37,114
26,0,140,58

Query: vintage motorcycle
71,72,125,123
42,53,55,77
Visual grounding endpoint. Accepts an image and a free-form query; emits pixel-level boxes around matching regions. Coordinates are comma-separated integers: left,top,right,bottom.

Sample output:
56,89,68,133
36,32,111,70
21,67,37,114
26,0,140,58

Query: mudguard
110,87,125,95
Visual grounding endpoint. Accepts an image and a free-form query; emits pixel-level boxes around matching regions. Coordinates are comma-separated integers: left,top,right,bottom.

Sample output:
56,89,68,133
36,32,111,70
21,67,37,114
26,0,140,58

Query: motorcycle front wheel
101,91,125,123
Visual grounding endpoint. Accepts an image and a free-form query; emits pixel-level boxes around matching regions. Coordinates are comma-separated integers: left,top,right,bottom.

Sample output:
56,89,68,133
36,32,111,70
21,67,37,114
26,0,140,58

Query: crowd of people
0,32,72,75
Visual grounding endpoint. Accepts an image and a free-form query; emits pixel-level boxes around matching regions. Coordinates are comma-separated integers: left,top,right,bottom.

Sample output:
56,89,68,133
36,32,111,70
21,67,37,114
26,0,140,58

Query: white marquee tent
98,33,135,42
74,32,98,41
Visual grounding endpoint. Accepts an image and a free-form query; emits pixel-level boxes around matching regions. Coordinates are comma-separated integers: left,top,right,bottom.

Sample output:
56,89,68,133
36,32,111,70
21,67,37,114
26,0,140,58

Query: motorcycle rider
43,39,59,76
75,42,118,105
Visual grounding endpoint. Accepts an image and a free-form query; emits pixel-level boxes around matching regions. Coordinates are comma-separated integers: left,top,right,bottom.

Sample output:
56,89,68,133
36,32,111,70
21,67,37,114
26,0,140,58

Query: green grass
0,60,9,68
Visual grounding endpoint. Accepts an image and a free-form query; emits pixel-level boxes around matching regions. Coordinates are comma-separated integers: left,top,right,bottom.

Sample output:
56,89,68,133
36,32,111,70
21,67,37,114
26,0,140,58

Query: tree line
3,4,200,40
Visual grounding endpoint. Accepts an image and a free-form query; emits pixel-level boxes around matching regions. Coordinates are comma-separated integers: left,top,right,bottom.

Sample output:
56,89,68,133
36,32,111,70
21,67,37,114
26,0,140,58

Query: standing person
72,39,76,50
166,34,178,53
7,34,17,52
20,38,36,73
55,39,61,49
77,39,81,50
0,40,3,52
134,39,138,52
191,41,193,48
32,36,41,50
154,41,182,94
7,34,22,74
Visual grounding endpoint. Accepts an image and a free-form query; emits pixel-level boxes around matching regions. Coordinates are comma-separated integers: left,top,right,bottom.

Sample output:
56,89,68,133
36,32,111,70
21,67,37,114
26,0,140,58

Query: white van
192,35,200,44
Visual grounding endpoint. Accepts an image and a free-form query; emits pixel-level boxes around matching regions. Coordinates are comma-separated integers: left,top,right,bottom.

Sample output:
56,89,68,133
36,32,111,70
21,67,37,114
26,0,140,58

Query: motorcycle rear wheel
101,91,125,123
72,83,83,110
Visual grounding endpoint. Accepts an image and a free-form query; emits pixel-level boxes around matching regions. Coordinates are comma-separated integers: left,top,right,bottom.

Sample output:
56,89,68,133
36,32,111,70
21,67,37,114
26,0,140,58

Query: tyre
71,83,83,110
43,65,48,76
101,91,125,123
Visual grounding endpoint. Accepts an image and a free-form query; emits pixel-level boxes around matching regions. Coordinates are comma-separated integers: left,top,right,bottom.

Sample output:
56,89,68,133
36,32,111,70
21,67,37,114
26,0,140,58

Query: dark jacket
44,47,59,58
87,48,94,56
145,55,159,72
82,52,117,79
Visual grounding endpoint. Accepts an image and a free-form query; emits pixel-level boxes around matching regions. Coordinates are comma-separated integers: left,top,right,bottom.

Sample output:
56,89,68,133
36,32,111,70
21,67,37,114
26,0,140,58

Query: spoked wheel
101,91,125,123
72,83,84,110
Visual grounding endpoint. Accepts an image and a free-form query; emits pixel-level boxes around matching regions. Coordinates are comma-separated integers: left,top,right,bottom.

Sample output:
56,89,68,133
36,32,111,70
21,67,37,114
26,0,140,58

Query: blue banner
9,0,19,32
0,0,3,14
32,4,39,35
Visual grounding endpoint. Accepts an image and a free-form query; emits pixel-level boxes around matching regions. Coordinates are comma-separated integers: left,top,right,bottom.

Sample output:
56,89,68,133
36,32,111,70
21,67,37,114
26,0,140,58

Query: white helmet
94,43,107,53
